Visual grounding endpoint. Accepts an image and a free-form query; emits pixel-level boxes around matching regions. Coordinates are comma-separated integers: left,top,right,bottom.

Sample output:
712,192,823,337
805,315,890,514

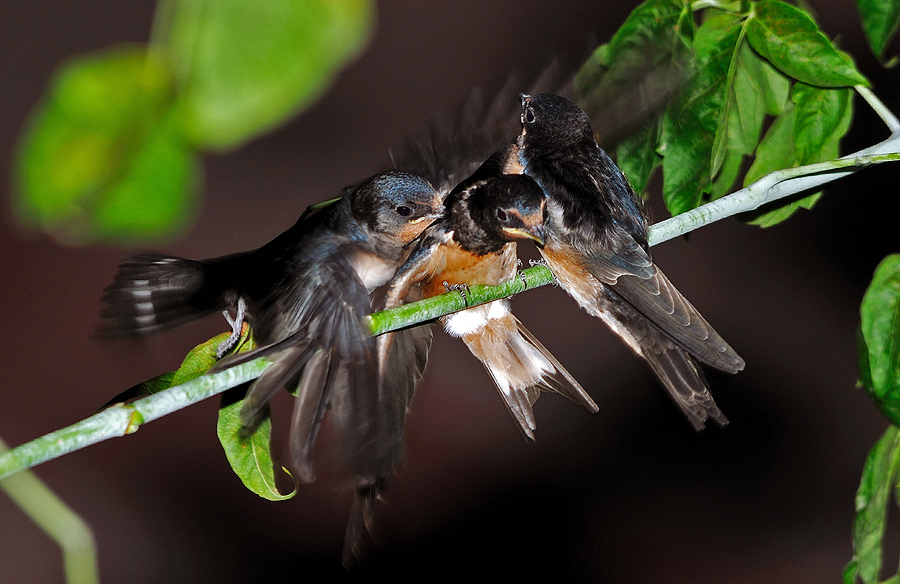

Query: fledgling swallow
511,93,744,430
99,170,443,566
382,152,598,439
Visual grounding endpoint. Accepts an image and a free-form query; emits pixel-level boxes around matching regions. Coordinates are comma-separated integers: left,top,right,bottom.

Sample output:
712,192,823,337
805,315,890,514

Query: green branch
2,93,900,481
0,359,269,480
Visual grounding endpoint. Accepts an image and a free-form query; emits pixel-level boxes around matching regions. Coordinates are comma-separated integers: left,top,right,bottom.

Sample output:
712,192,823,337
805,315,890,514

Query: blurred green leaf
746,0,869,87
854,0,900,61
575,0,692,119
845,425,900,584
576,0,690,192
166,0,374,149
13,47,198,243
858,255,900,424
661,10,742,215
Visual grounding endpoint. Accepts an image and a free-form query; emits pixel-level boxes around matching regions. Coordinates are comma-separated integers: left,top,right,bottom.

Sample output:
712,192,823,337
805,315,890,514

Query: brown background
1,1,898,582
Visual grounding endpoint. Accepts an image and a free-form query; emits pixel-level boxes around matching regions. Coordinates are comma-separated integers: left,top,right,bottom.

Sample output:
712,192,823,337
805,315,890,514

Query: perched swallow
100,170,442,565
511,93,744,430
383,152,598,439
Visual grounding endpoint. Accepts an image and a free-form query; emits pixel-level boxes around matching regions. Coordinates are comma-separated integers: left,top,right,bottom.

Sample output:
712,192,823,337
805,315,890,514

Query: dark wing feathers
392,64,573,194
573,232,744,375
634,324,728,430
288,349,333,482
340,322,432,569
98,254,219,336
599,289,729,429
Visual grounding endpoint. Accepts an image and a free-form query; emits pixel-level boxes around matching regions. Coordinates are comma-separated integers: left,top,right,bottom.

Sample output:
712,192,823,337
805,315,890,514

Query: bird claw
527,258,559,286
217,297,247,358
443,281,470,307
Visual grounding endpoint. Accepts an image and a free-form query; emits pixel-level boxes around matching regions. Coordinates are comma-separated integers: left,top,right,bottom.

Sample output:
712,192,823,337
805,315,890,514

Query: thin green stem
0,438,99,584
857,84,900,134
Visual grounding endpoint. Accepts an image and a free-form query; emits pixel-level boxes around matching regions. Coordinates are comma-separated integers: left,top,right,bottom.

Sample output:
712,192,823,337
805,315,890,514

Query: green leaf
575,0,692,151
12,47,199,243
742,101,798,226
661,10,742,215
171,328,250,387
728,40,789,155
616,117,662,196
859,255,900,424
208,327,293,501
845,425,900,584
792,82,853,164
854,0,900,61
742,82,852,227
166,0,374,149
97,327,251,410
746,0,869,87
216,397,295,502
575,0,692,104
709,146,743,200
91,110,201,240
97,372,177,412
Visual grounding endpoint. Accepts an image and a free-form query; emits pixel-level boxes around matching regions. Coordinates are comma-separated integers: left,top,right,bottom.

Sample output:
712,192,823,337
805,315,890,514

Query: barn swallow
100,170,442,565
511,93,744,430
382,152,598,439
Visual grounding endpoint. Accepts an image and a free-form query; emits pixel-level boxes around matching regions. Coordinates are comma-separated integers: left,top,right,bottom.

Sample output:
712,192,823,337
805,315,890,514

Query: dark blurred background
1,1,898,582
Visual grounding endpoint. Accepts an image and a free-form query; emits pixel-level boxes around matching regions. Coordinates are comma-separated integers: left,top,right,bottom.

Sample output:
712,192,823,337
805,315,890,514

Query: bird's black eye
522,107,536,124
396,205,412,217
496,208,508,222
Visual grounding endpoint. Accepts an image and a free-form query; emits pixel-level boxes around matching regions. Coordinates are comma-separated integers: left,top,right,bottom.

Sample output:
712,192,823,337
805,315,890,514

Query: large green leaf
746,0,869,87
859,255,900,424
13,47,199,243
166,0,374,149
844,425,900,584
661,10,742,215
854,0,900,61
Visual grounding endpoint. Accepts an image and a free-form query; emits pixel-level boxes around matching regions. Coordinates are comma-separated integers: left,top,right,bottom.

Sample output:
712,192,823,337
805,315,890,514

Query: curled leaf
859,255,900,424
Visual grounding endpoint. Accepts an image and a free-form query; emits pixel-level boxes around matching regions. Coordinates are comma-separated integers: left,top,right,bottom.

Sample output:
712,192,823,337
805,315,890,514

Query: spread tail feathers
451,303,597,439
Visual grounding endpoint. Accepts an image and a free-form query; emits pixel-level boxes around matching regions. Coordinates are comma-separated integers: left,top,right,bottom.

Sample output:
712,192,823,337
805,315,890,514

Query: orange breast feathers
420,240,518,298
